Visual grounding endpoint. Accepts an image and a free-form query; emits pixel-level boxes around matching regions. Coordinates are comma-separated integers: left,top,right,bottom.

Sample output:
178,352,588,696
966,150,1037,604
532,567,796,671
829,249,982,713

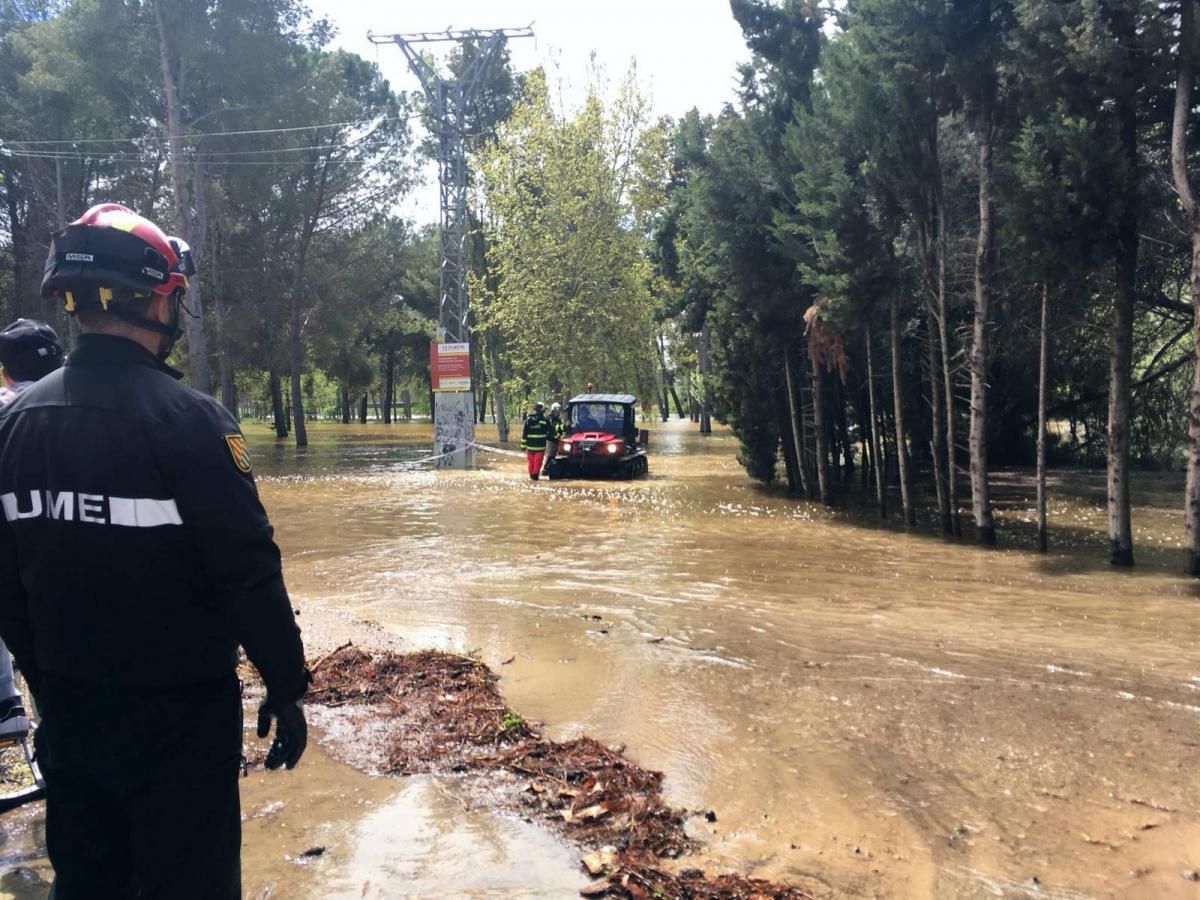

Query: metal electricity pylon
370,26,532,343
369,25,533,466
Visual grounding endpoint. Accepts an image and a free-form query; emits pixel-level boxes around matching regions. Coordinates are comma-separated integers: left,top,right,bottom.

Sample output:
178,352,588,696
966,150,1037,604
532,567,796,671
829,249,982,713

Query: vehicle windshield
568,403,627,433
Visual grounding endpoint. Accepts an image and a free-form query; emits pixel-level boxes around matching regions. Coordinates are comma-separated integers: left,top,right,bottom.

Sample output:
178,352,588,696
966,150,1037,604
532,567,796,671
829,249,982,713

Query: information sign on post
429,341,475,468
430,341,472,392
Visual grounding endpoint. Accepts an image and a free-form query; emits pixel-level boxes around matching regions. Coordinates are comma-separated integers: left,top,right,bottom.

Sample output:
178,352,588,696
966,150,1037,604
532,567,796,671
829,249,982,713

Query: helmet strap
178,292,199,320
159,292,185,360
107,291,185,361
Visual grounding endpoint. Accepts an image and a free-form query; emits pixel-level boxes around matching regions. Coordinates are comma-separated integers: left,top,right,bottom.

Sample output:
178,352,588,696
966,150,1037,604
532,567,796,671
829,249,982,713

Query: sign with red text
430,341,471,392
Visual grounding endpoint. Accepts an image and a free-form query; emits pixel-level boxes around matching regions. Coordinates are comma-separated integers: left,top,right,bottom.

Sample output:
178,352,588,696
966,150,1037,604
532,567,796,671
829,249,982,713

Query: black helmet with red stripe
41,204,196,359
42,204,195,311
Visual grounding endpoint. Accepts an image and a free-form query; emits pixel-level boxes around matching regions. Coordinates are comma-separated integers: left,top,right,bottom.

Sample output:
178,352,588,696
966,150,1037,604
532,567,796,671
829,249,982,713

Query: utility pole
369,25,533,467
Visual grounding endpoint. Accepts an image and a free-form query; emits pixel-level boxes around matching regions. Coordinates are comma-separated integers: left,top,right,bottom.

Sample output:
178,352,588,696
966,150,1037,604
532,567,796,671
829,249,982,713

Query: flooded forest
3,0,1200,897
7,424,1198,898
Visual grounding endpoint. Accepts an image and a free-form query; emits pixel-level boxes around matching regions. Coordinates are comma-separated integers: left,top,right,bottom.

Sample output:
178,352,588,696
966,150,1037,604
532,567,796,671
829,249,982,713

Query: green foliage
1,0,1198,500
654,0,823,478
474,68,662,399
640,0,1199,511
0,0,435,429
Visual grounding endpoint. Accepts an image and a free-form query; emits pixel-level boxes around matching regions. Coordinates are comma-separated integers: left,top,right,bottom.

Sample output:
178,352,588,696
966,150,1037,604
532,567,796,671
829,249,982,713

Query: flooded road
4,419,1200,898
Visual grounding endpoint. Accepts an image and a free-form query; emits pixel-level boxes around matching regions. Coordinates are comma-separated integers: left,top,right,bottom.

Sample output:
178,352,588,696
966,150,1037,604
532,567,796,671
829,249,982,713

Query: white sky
309,0,751,221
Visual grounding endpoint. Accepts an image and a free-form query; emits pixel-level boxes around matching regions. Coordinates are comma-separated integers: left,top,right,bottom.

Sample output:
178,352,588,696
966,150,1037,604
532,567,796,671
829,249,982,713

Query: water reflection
318,781,587,899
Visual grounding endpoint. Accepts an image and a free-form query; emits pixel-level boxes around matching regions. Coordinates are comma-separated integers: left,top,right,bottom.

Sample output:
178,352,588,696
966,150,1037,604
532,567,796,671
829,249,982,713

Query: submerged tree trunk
865,327,886,518
969,100,996,546
215,314,235,416
834,377,853,476
382,351,395,425
1037,282,1050,552
784,349,811,498
287,157,330,449
1185,234,1200,574
269,369,287,439
779,398,801,495
810,347,833,506
669,385,684,419
856,368,871,489
1108,6,1138,567
1172,0,1200,574
209,240,236,417
928,81,960,535
486,329,509,442
655,330,682,420
341,386,351,425
2,159,29,322
289,292,307,447
472,341,486,424
188,156,211,392
798,347,817,497
891,296,916,526
937,220,960,537
1108,249,1137,564
358,393,368,425
879,404,895,487
926,312,951,533
698,324,713,434
154,0,210,393
858,398,871,489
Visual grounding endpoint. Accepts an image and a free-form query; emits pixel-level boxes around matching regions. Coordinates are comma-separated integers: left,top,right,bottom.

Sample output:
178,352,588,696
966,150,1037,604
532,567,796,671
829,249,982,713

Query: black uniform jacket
522,413,551,450
0,334,307,701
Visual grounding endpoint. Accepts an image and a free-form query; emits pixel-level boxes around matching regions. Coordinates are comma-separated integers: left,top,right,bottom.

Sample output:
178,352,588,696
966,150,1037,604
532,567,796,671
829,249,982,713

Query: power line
163,140,399,158
1,114,415,147
5,147,391,159
4,141,400,160
2,134,407,162
2,150,403,168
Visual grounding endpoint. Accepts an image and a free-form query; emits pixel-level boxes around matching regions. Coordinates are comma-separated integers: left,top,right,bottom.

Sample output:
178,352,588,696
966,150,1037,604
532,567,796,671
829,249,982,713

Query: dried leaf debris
306,644,814,899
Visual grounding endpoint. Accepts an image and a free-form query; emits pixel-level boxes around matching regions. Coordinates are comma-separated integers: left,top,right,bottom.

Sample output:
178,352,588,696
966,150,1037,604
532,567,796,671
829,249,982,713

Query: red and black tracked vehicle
546,393,649,479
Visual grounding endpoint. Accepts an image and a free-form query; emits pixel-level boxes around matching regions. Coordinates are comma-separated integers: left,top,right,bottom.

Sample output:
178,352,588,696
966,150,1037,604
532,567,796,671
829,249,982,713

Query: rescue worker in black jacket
0,203,308,900
520,401,551,481
0,318,62,740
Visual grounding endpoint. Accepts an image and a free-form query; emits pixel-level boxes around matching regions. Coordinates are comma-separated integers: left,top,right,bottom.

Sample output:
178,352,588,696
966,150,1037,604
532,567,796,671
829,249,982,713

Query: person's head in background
0,318,63,387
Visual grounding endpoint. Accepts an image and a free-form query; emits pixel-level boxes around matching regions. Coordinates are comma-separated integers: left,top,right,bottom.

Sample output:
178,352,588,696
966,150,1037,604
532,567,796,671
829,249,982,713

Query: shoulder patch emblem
224,433,252,473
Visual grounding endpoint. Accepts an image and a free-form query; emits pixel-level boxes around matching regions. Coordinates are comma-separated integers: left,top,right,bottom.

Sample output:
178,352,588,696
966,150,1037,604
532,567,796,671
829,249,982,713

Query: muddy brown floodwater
3,419,1199,899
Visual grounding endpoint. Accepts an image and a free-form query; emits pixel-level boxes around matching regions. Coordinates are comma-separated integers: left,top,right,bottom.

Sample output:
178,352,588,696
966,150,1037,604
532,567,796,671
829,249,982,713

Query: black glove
256,697,307,770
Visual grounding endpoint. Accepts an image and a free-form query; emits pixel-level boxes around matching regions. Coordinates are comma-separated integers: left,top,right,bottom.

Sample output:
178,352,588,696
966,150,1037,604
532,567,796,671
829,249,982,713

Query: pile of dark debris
300,644,815,900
